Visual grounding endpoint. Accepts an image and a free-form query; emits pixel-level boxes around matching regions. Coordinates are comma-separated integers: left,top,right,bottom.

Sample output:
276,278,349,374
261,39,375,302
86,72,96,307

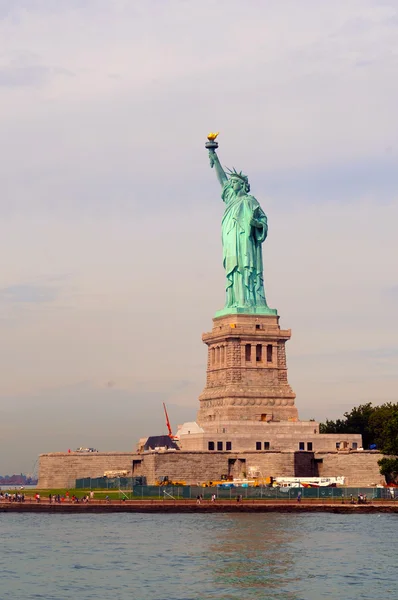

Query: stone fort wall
315,451,385,487
38,450,386,488
132,450,314,485
38,453,134,488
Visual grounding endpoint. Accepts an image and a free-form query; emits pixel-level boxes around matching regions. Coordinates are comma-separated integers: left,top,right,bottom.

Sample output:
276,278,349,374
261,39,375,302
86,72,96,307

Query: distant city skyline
0,0,397,473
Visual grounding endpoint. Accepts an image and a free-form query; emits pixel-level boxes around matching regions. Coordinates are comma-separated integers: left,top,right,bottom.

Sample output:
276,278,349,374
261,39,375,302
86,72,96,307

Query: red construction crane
163,402,178,440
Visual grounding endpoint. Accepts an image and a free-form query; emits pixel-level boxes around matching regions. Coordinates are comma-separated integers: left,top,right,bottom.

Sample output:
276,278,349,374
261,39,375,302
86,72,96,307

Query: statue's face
231,177,244,193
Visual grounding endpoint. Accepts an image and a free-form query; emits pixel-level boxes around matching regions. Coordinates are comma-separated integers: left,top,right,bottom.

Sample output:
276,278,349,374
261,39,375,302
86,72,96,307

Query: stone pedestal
197,313,297,427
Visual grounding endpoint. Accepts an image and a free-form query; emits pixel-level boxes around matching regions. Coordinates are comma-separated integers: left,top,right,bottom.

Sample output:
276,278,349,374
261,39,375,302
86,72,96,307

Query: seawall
1,500,397,514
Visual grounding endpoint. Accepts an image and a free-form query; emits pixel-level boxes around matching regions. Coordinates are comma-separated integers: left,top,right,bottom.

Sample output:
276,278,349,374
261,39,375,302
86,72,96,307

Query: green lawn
4,488,131,500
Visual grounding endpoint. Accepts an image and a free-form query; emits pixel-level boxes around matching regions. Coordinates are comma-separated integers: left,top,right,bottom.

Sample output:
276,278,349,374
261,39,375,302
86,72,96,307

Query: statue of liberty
206,133,277,316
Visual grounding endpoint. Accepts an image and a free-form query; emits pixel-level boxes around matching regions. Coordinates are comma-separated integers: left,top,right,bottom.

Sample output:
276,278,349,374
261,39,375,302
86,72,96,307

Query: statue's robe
221,180,268,309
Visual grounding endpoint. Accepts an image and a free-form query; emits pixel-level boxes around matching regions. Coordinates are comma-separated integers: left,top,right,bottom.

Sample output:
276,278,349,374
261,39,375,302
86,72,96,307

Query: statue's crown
226,167,249,184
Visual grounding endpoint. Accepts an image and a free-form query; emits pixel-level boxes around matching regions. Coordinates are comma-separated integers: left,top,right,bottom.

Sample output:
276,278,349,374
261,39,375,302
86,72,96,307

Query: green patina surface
206,139,277,318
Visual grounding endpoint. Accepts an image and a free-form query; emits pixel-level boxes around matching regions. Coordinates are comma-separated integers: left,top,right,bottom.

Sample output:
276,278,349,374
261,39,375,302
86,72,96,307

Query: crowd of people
0,490,98,503
45,491,96,503
349,494,368,504
0,492,25,502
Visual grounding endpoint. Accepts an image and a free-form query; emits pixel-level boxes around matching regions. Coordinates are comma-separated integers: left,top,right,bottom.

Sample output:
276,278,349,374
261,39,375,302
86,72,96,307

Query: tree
378,458,398,484
320,402,398,483
319,403,375,448
369,404,398,455
371,404,398,484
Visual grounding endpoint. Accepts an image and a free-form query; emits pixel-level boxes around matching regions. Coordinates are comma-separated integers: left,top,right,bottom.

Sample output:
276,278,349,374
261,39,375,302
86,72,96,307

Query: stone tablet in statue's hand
250,207,263,227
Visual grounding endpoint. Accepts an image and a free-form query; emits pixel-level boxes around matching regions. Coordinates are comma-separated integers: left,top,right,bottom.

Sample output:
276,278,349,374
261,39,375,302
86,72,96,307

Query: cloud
385,285,398,298
0,64,72,87
0,283,58,303
254,157,398,207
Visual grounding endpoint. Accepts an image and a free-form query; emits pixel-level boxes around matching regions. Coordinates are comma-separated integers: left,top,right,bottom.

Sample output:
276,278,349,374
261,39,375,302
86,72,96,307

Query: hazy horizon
1,0,397,474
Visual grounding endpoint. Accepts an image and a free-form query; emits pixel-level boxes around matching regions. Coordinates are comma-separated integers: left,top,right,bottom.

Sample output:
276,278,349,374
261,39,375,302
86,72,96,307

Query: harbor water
0,512,396,599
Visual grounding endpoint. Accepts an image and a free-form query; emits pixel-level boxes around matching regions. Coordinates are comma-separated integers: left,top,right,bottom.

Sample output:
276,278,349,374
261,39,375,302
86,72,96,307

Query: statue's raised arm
209,149,227,187
205,132,227,187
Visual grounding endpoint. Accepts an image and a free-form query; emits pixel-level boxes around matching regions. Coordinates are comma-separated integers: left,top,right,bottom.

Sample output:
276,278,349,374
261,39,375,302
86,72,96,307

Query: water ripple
0,513,396,599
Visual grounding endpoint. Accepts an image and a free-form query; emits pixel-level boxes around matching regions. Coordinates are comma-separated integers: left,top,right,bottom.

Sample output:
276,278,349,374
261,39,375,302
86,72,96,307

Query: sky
0,0,397,474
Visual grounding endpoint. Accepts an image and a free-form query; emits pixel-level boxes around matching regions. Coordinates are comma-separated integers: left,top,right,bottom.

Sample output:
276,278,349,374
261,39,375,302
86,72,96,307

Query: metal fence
75,477,139,489
75,478,396,500
130,486,393,500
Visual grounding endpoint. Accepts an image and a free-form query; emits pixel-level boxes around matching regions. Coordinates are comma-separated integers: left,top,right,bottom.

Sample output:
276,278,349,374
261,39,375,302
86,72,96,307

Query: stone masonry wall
315,451,385,486
38,453,135,488
38,450,386,488
133,451,315,485
198,313,297,424
178,424,361,454
227,339,242,384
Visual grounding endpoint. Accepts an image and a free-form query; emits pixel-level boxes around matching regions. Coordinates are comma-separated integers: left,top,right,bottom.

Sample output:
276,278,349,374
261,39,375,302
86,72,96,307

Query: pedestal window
267,344,273,363
256,344,262,362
